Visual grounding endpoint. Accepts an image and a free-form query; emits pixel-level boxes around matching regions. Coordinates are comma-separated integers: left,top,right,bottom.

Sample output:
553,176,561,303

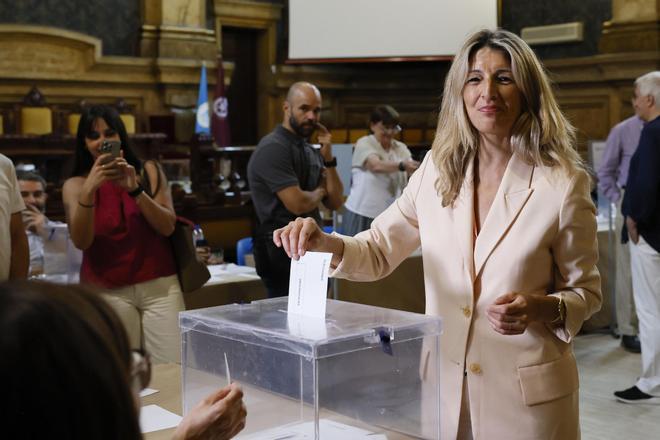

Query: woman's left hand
486,292,545,335
121,164,138,192
112,154,138,192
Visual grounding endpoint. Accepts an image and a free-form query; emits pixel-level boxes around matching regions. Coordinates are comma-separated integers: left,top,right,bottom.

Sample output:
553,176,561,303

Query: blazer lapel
450,159,476,284
474,154,535,277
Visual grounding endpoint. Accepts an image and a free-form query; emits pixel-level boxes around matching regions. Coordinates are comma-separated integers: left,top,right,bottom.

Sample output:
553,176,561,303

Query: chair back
236,237,253,266
19,86,52,135
67,113,81,135
120,114,136,134
20,107,52,135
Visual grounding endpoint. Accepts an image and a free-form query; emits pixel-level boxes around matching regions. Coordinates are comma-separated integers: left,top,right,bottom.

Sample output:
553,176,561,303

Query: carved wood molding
0,24,235,111
0,25,101,79
214,0,282,28
0,24,227,85
545,51,660,84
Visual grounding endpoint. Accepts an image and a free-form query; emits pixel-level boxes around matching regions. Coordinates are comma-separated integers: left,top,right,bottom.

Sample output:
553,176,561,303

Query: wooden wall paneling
402,128,423,144
201,217,253,261
547,52,659,151
329,128,347,143
558,93,611,155
348,129,368,143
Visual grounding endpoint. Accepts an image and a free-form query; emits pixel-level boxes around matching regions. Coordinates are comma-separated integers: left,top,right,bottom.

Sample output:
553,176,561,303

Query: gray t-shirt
247,125,324,228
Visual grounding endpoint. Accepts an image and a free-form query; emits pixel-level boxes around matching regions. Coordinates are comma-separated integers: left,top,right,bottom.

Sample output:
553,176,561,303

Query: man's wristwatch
398,161,406,172
324,157,337,168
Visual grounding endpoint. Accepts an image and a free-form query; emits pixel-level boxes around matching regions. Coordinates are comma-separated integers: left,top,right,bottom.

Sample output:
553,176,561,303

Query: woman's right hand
273,217,344,263
173,383,246,440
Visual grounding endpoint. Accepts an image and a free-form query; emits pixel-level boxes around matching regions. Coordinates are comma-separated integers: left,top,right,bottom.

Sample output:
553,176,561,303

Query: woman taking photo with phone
62,104,183,364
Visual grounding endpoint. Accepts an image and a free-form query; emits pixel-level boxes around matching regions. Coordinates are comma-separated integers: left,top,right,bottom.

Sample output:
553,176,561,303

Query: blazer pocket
517,350,579,406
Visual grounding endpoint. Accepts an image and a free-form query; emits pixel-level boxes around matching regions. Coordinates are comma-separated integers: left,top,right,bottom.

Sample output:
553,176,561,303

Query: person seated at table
16,170,65,277
63,104,183,363
0,280,246,440
342,105,420,236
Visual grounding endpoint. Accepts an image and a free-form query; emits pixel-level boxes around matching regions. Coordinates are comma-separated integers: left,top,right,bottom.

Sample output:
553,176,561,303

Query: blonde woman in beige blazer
274,29,601,440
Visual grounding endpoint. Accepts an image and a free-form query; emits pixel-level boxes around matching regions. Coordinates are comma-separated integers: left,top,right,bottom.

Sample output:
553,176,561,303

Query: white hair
635,71,660,108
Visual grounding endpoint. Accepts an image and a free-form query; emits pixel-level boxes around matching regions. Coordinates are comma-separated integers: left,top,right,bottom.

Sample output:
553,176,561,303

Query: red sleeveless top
80,181,176,289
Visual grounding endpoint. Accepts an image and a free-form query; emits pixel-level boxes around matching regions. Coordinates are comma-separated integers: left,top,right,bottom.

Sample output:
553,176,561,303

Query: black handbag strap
140,159,163,197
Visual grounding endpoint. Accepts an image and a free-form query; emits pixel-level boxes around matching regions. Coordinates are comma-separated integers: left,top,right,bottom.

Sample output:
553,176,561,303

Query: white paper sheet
206,264,261,285
139,387,159,398
140,404,182,433
287,252,331,319
239,418,386,439
209,263,258,275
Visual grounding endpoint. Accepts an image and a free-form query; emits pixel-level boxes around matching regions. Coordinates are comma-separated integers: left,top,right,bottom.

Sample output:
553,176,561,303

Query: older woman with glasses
342,105,420,236
273,29,601,439
0,280,246,439
62,104,183,364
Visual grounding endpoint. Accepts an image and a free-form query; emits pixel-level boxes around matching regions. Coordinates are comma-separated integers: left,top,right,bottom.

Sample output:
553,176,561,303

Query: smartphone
99,140,121,159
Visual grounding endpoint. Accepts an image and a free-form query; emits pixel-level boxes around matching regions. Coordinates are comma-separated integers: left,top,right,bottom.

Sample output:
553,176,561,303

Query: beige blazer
333,153,602,439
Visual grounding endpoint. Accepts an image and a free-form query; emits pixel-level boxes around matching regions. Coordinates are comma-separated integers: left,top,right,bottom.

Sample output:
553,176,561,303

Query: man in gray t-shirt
247,82,343,297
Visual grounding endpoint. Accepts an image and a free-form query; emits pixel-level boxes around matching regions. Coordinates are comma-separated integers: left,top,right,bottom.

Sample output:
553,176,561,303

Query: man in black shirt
247,82,343,297
615,71,660,404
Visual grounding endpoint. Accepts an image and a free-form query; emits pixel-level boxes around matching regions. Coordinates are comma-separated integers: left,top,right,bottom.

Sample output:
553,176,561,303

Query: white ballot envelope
287,251,331,319
287,312,328,340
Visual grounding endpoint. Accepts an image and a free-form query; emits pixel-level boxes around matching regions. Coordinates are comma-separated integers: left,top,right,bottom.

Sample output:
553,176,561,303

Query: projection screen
288,0,498,61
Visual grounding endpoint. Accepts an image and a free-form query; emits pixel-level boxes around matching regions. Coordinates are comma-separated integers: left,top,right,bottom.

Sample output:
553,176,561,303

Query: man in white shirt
17,171,63,277
0,154,29,281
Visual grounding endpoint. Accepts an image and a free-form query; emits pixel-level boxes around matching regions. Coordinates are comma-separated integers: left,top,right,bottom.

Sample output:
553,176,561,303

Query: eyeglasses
86,128,117,140
131,349,152,392
381,124,401,134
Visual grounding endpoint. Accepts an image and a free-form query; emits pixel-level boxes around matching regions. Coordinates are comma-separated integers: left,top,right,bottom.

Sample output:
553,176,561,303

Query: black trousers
253,225,291,298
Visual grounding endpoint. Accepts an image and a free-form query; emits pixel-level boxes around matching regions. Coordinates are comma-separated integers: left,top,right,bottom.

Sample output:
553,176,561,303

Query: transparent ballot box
40,224,82,284
180,297,442,439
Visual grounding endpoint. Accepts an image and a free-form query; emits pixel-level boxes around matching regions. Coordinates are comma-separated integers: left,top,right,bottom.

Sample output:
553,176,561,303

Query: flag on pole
194,64,210,134
211,57,231,147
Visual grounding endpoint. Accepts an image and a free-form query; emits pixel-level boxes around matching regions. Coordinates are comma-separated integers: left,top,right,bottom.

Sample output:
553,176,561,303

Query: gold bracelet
78,200,95,209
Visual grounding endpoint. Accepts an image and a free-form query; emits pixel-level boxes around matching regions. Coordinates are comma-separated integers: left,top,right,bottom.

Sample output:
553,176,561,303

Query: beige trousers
103,274,184,364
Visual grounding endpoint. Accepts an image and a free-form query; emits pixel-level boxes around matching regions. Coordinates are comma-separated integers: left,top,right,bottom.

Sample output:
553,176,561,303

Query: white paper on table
287,252,331,319
207,263,259,281
140,404,182,433
239,418,382,439
139,387,159,397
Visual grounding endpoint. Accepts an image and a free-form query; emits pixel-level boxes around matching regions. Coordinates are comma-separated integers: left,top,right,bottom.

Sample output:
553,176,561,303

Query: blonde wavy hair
432,29,583,207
